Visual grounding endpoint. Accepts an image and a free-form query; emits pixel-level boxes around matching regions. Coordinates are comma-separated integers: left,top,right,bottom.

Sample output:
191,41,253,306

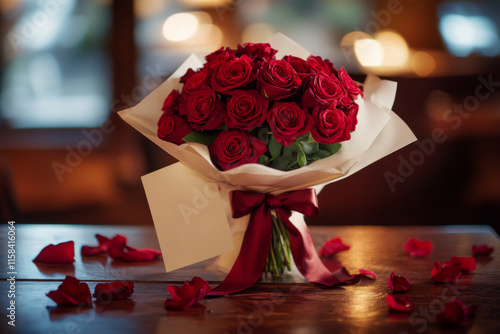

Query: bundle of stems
264,212,292,277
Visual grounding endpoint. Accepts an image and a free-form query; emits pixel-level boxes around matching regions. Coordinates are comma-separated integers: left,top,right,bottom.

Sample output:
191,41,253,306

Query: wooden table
1,224,499,334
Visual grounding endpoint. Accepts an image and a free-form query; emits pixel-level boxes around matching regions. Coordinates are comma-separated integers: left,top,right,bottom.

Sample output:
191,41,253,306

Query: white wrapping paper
118,34,417,274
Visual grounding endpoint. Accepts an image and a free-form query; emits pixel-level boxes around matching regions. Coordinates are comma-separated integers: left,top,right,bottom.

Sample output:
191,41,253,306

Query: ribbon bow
209,188,353,295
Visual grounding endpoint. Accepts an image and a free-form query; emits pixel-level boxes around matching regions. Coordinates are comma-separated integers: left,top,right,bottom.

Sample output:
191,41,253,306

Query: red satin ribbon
209,188,354,295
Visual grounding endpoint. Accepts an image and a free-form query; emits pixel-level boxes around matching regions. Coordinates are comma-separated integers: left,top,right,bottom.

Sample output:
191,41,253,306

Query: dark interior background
1,0,499,233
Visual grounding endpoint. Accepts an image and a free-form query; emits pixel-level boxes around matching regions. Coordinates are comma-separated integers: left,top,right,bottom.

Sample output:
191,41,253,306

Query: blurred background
1,0,499,231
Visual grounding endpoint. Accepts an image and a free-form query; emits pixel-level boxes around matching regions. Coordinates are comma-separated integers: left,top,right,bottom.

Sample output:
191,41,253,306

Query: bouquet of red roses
119,34,416,295
157,43,363,277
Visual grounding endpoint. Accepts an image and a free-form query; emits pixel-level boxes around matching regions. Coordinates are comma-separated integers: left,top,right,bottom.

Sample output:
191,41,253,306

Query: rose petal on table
165,277,211,310
81,234,111,256
472,244,494,256
108,234,129,260
46,275,92,306
94,282,134,301
123,248,162,262
33,241,75,263
388,272,411,292
443,256,476,272
358,269,377,280
431,261,461,284
386,295,413,312
318,237,350,257
436,298,476,326
403,238,433,257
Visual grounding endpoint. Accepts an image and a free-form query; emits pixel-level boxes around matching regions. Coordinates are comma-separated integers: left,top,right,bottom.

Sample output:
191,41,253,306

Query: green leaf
271,144,294,170
296,142,307,167
308,149,334,161
297,139,318,156
255,126,269,144
268,135,283,159
182,132,218,146
258,154,270,166
321,143,341,155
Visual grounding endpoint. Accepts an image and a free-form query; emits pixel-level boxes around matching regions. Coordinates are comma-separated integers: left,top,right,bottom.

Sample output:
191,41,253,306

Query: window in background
1,0,111,129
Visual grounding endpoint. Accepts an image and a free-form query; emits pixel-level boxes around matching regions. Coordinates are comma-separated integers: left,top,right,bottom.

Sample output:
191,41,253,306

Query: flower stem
265,212,292,277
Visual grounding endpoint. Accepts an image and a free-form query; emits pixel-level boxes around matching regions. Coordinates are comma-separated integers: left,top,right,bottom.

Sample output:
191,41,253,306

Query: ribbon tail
209,206,272,295
279,211,354,285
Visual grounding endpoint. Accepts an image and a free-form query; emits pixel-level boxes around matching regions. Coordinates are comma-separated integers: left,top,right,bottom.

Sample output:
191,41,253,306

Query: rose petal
81,234,111,256
436,298,475,326
46,275,92,306
404,238,433,257
165,277,211,310
318,237,350,257
122,248,162,262
33,241,75,263
94,282,134,301
386,295,414,312
388,272,411,292
108,234,129,260
443,256,476,272
358,269,377,280
472,244,494,256
431,261,461,284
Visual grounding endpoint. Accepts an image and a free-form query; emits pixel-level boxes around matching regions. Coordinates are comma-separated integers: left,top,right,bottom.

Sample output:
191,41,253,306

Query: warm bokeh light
354,38,384,67
134,0,168,19
242,23,275,43
411,51,436,77
179,0,232,8
375,30,409,67
162,12,199,42
340,31,372,47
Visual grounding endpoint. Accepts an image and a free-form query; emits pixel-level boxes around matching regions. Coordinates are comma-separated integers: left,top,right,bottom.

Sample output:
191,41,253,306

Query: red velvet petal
431,261,461,284
403,238,433,257
472,244,494,256
436,298,469,326
108,234,128,260
318,237,350,257
165,277,211,310
388,272,411,292
358,269,377,280
46,276,92,306
386,295,413,312
81,234,111,256
33,241,75,263
443,256,476,272
122,248,162,262
94,282,134,301
164,298,193,310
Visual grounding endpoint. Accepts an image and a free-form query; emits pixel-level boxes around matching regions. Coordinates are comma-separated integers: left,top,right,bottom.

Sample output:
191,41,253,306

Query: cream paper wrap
118,34,417,274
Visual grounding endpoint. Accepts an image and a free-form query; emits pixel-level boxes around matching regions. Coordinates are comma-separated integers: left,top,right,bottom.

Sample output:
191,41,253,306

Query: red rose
161,89,181,112
343,102,359,134
225,90,269,130
267,102,313,146
307,55,337,76
46,275,92,307
211,55,255,93
258,60,302,100
165,277,211,310
94,282,134,302
236,43,277,62
310,105,349,145
302,73,345,109
208,129,267,171
181,68,209,96
337,66,363,100
205,47,234,72
180,86,224,131
157,110,192,145
283,55,311,80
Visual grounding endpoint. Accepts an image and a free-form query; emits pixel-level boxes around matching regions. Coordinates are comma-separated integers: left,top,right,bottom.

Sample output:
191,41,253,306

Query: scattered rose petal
108,234,129,260
33,241,75,263
404,238,433,257
94,282,134,302
81,234,111,256
46,275,92,306
123,248,162,262
388,272,411,293
358,269,377,280
443,256,476,272
472,244,494,256
318,237,350,257
165,277,211,310
431,261,461,284
386,295,413,312
436,298,477,326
